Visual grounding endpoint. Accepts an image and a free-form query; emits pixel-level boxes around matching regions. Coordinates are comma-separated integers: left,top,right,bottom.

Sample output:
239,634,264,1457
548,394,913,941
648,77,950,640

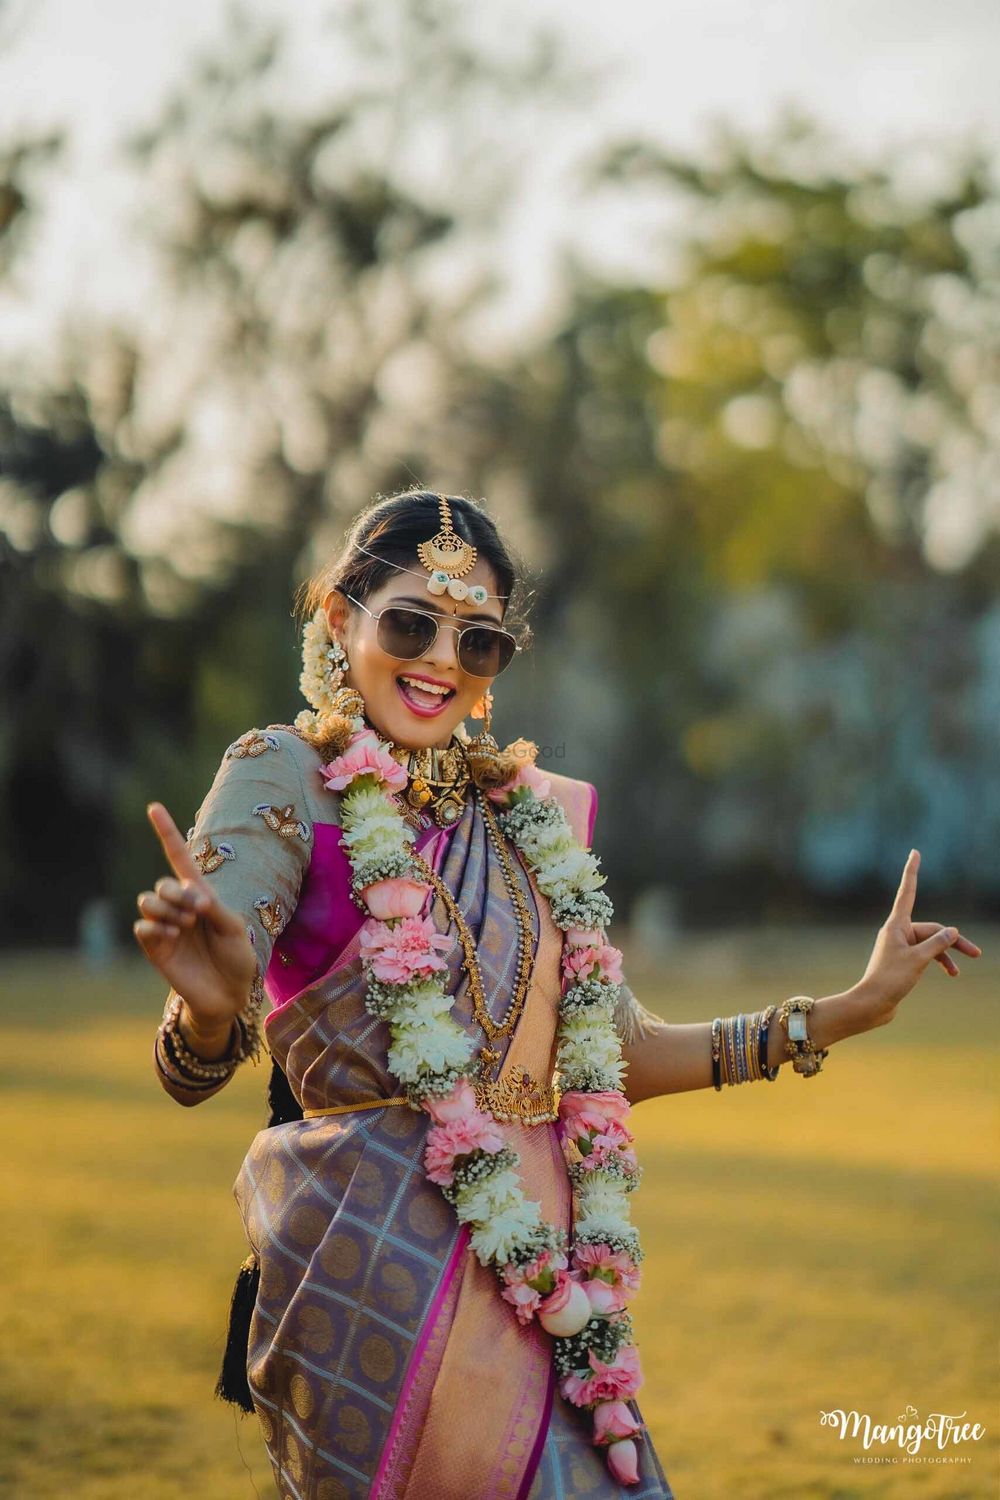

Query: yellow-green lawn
1,932,997,1500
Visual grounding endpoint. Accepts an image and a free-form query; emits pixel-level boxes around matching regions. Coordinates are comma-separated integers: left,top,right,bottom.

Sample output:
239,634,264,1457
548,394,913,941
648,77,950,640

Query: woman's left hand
855,849,982,1030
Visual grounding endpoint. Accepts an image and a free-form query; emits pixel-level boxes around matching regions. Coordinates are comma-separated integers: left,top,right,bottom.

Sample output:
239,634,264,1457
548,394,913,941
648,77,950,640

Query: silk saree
172,725,676,1499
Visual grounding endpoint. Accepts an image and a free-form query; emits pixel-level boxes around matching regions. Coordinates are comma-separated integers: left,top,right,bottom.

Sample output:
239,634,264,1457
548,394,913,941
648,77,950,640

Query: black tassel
215,1057,304,1412
214,1253,260,1413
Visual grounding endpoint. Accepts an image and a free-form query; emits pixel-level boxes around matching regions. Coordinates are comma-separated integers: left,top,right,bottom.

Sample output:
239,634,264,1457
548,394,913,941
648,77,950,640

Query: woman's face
324,557,505,751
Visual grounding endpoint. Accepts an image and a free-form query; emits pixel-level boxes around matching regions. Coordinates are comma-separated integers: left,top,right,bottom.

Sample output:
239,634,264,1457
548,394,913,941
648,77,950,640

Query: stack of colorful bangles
711,997,828,1088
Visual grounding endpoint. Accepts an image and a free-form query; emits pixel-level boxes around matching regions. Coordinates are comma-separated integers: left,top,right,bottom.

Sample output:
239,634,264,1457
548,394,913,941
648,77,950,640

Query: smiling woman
138,488,678,1499
136,488,979,1500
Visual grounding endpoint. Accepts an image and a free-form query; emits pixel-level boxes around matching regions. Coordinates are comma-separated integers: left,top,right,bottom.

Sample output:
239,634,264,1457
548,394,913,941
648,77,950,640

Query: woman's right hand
134,802,257,1031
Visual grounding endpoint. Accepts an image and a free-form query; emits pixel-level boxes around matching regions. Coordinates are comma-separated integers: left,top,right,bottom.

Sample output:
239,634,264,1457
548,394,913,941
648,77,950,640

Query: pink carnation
587,1345,643,1403
423,1114,505,1186
558,1090,632,1145
320,731,408,792
500,1279,543,1325
573,1243,641,1295
359,914,452,983
360,876,432,920
517,1247,568,1289
559,1344,643,1407
582,1124,639,1173
423,1078,481,1125
499,1247,568,1323
562,941,624,986
592,1400,642,1446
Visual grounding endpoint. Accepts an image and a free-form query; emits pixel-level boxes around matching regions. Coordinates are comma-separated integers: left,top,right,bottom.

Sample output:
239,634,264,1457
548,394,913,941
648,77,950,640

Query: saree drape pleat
227,756,674,1500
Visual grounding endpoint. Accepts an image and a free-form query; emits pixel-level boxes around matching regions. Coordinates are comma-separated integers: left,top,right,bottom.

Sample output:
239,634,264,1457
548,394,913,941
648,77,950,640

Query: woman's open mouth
395,674,457,717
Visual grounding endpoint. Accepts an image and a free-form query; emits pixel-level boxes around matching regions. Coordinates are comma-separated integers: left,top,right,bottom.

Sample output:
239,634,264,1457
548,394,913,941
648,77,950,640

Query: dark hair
297,487,534,649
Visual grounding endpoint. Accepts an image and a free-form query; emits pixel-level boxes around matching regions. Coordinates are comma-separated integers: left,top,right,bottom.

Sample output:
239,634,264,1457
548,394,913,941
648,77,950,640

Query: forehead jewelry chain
416,493,490,608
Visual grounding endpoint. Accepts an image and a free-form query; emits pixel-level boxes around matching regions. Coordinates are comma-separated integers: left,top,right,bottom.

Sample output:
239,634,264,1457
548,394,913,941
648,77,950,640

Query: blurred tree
0,0,586,945
501,117,1000,911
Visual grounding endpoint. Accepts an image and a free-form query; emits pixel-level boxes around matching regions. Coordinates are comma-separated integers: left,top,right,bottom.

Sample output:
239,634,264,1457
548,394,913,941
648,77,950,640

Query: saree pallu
233,770,674,1500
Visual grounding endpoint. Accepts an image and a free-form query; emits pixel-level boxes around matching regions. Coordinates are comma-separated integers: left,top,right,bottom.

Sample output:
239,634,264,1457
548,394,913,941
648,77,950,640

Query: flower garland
320,716,647,1486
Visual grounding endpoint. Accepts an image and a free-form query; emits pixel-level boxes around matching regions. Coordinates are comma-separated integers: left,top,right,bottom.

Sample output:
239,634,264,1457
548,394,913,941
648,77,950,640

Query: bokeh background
1,2,997,1497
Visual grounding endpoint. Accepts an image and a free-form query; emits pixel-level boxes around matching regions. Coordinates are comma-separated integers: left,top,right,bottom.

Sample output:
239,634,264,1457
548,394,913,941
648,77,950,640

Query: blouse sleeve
152,726,317,1102
184,726,316,982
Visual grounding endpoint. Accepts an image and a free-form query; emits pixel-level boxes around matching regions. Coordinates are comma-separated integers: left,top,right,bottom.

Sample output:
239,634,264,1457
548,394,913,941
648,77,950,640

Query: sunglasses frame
342,592,522,677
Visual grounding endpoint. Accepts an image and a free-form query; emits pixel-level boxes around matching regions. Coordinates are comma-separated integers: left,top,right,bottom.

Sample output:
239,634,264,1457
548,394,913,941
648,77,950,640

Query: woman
136,489,980,1500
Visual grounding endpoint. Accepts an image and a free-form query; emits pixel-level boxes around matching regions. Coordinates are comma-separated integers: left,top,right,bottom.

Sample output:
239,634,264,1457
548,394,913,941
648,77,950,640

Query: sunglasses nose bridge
427,617,463,670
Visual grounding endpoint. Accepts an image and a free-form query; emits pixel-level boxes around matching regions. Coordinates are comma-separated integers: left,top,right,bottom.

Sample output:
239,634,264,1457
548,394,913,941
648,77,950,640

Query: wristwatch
775,995,828,1077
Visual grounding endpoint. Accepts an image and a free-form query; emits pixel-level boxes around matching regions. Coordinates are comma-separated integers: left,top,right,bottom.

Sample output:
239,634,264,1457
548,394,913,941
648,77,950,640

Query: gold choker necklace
385,737,473,829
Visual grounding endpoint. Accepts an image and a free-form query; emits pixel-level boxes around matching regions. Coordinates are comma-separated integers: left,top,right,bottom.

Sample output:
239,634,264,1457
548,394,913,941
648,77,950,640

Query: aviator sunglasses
343,592,520,676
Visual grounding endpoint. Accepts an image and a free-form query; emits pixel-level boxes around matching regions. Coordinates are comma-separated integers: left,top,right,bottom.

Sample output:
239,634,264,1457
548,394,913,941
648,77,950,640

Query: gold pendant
473,1067,560,1127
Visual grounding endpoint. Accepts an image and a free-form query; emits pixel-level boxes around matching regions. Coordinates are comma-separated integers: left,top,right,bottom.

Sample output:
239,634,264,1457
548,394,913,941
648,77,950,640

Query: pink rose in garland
606,1438,641,1485
593,1400,642,1447
558,1090,633,1149
360,876,432,920
562,939,624,986
423,1077,480,1125
359,914,453,983
573,1242,641,1318
485,761,552,804
424,1113,505,1186
577,1122,639,1175
536,1269,592,1338
320,729,409,791
574,1243,641,1299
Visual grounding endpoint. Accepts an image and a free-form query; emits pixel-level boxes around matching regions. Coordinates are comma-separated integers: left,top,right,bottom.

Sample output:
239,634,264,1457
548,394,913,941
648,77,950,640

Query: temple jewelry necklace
385,737,473,830
407,785,537,1047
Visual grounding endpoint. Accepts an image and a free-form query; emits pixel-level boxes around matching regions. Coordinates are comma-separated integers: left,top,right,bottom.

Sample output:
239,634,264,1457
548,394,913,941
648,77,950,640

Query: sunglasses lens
458,627,516,676
378,608,436,659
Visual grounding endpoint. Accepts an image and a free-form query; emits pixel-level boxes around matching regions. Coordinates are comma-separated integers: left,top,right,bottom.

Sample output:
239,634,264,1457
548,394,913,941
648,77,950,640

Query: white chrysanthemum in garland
317,715,648,1486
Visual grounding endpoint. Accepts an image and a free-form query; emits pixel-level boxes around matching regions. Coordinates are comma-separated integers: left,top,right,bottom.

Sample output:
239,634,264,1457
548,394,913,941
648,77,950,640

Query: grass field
1,930,997,1500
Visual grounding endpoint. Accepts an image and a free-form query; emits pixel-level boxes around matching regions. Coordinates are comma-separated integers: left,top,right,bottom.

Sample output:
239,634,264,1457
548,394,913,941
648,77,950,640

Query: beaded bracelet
156,968,268,1077
155,1027,232,1091
159,994,242,1082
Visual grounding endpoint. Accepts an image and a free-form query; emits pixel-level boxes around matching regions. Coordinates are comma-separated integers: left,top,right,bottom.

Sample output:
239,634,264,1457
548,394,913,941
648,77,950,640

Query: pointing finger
890,848,920,925
147,803,204,887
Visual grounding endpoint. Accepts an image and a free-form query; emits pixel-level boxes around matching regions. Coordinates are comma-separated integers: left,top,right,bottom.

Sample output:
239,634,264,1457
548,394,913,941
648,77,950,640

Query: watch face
787,1011,808,1042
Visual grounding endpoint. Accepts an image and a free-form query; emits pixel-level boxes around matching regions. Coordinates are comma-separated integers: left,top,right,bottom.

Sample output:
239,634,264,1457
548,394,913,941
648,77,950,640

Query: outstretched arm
621,850,982,1105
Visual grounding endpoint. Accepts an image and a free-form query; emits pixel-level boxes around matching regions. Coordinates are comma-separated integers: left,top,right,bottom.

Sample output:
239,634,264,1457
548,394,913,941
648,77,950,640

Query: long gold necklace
358,725,556,1123
406,786,558,1124
408,788,535,1045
